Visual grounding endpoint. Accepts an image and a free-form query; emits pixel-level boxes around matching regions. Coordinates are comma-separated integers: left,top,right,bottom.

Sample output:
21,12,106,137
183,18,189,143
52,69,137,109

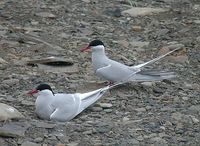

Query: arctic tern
28,82,125,122
81,40,180,83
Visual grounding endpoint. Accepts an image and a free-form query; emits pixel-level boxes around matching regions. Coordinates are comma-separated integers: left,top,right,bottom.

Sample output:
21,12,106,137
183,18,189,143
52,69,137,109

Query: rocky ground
0,0,200,145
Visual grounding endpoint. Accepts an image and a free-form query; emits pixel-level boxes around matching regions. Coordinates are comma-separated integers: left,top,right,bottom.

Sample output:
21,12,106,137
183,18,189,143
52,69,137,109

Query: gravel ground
0,0,200,146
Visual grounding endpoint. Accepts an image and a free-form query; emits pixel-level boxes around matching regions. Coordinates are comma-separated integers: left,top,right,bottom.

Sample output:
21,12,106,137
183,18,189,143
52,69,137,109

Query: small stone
56,144,65,146
35,12,56,18
0,57,8,64
135,107,146,112
104,109,112,113
127,138,139,145
182,96,189,101
83,130,93,135
21,100,35,106
168,55,188,63
2,78,19,86
150,137,168,146
82,0,90,3
160,126,166,130
136,135,144,141
193,20,200,24
31,121,56,129
171,112,183,121
132,25,142,32
188,105,200,114
21,141,41,146
67,142,79,146
34,137,43,143
31,21,39,25
91,107,103,112
142,82,154,86
190,115,199,124
122,7,167,17
97,103,113,108
122,117,130,122
167,43,184,50
130,40,150,49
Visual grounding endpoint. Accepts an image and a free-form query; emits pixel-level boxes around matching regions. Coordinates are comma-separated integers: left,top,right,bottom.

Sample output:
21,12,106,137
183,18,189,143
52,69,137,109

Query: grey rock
127,138,140,145
34,137,43,143
21,141,41,146
97,103,113,108
167,43,184,50
35,12,56,18
122,7,167,17
0,103,24,121
21,100,35,106
2,78,19,86
0,57,8,64
188,105,200,114
104,109,113,113
31,121,56,129
91,106,103,112
67,142,79,146
0,122,30,137
189,115,199,124
150,137,168,146
135,107,146,112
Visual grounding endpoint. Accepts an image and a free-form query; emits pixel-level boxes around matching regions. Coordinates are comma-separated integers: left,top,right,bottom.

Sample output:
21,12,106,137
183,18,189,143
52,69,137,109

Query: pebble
150,137,168,146
97,103,113,108
188,105,200,114
122,117,130,122
182,96,189,101
122,7,167,17
31,121,56,129
67,142,79,146
35,12,56,18
34,137,43,143
91,107,103,112
21,141,41,146
130,40,150,49
190,115,199,124
0,57,8,64
142,82,154,87
127,138,139,145
21,100,35,106
168,55,188,63
132,25,142,32
135,107,146,112
104,109,112,113
2,78,19,86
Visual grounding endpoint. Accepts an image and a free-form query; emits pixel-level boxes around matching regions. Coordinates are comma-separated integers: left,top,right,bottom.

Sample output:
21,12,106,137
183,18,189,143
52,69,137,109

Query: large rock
0,122,30,137
0,103,24,121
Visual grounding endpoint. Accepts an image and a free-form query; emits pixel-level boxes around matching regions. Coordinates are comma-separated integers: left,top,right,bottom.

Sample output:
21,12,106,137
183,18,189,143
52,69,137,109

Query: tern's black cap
36,83,54,94
89,40,105,47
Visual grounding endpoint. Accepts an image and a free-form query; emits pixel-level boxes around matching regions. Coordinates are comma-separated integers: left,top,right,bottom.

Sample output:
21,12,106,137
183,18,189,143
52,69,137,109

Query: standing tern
28,82,124,122
81,40,180,83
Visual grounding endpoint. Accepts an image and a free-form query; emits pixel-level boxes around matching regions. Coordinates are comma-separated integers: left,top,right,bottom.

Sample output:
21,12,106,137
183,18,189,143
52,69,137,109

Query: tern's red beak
80,45,91,52
27,89,39,95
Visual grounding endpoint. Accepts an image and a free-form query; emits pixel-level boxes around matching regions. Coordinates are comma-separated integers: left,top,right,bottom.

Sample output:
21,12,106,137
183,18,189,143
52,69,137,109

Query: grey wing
49,94,80,122
96,61,136,82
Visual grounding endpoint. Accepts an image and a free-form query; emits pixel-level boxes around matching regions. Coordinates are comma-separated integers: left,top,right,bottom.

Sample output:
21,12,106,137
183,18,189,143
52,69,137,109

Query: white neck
91,45,106,57
36,90,54,106
91,45,108,71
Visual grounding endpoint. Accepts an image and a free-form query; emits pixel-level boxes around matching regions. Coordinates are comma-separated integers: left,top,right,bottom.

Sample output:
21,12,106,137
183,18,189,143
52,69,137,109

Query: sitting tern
81,40,180,83
28,83,123,122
